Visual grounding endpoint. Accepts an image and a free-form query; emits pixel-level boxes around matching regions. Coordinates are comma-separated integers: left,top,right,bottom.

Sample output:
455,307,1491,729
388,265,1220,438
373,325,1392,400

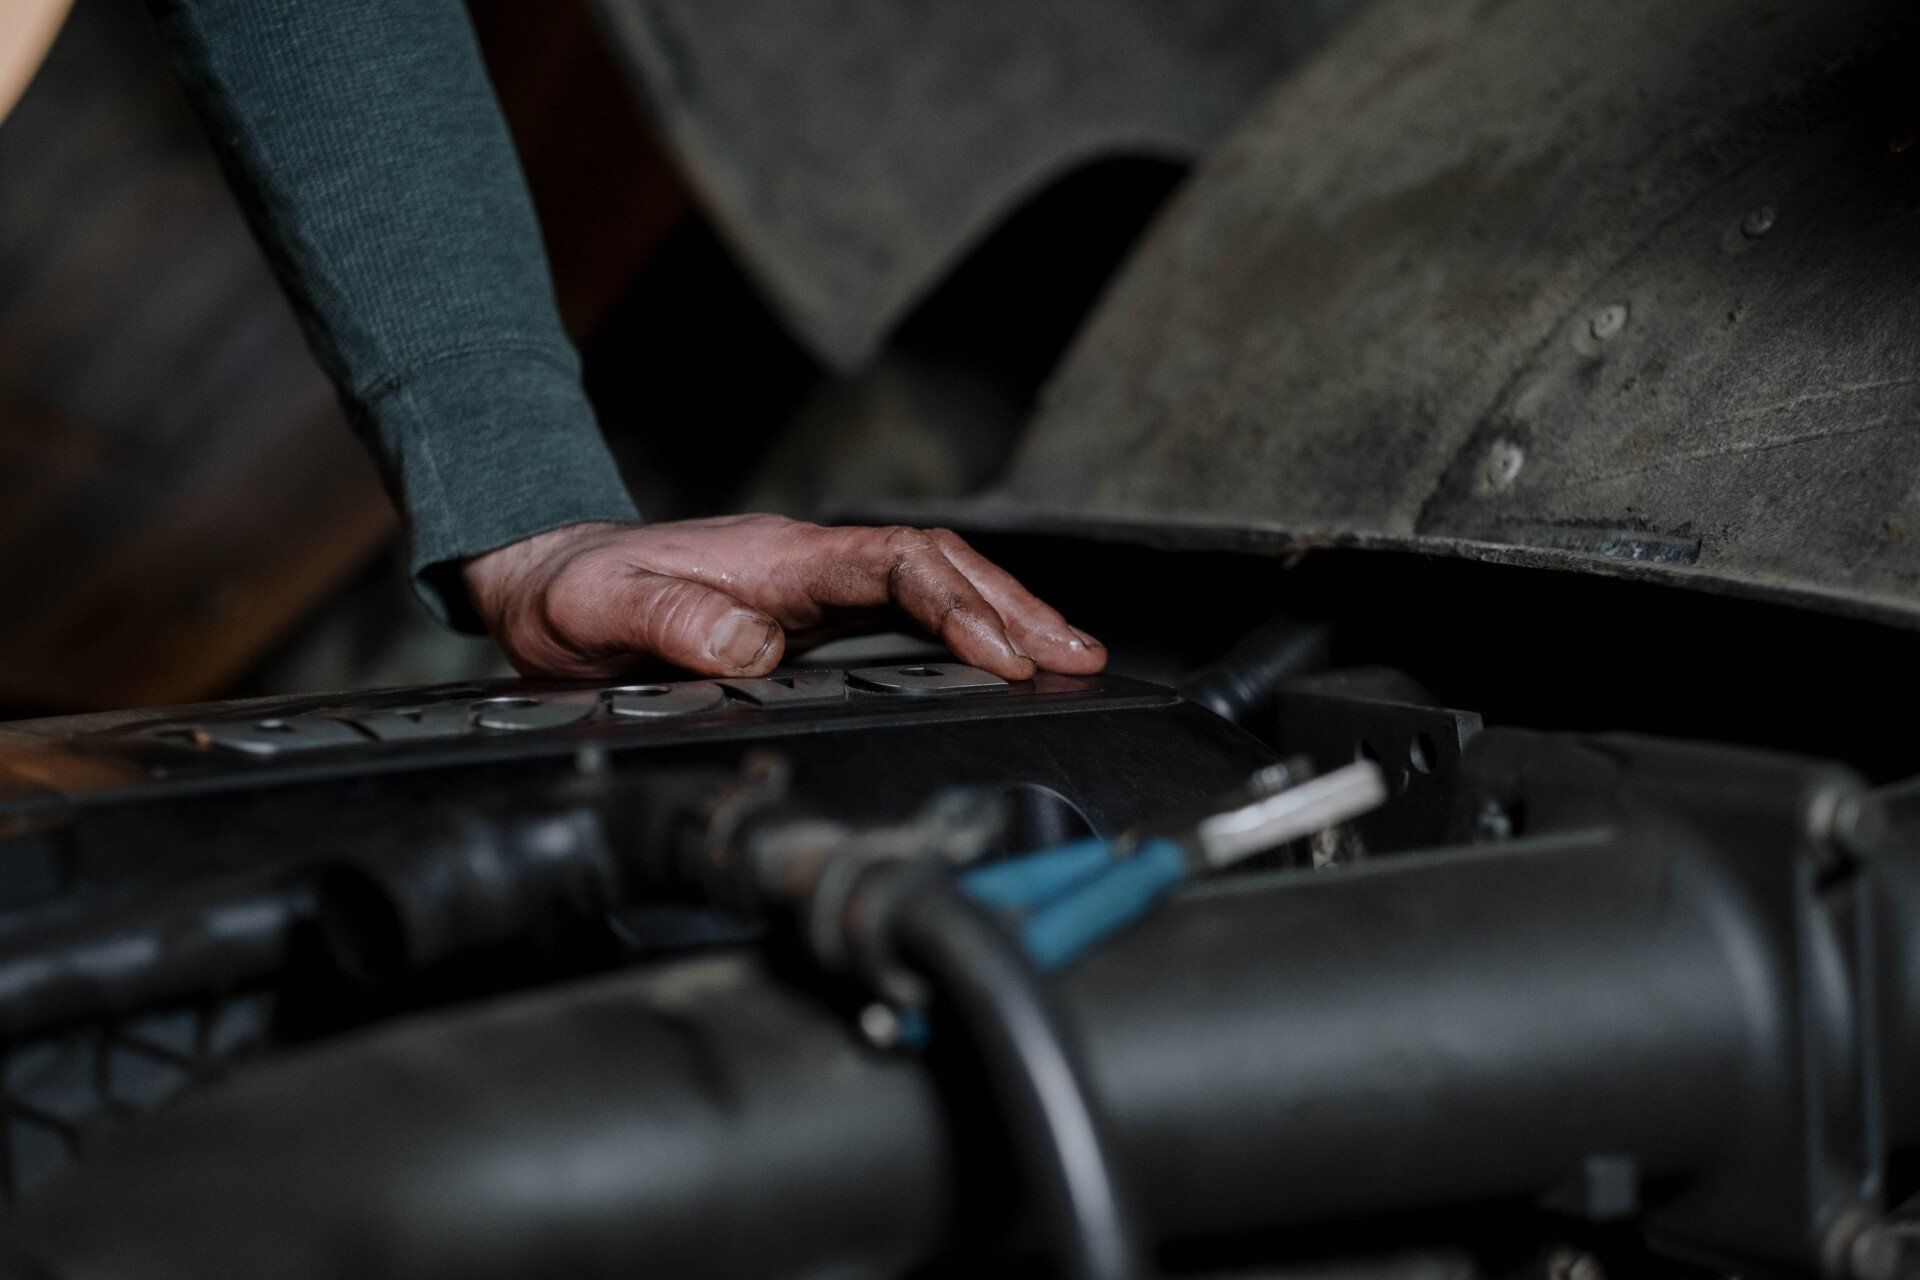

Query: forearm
147,0,637,624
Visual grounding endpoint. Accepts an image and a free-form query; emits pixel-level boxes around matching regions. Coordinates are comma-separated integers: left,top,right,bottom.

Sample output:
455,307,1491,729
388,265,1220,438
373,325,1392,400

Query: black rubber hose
0,880,303,1042
892,883,1149,1280
1179,615,1332,723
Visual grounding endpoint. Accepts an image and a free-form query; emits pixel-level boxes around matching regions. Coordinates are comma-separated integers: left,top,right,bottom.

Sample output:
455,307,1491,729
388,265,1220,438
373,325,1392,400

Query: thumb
565,569,785,676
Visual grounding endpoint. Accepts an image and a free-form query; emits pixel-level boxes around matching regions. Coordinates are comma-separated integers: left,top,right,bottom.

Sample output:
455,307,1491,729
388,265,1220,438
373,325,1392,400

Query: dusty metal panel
973,0,1920,626
588,0,1353,369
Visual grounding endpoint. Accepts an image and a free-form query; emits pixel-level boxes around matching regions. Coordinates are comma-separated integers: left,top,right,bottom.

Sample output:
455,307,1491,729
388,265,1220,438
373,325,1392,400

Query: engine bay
2,619,1916,1280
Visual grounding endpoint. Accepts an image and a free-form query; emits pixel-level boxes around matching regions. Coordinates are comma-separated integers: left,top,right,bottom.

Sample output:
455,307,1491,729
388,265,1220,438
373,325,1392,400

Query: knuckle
745,512,808,541
879,525,933,557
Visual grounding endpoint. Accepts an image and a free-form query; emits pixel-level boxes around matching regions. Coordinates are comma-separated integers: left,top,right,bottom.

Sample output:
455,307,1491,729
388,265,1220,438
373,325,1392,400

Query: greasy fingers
927,530,1106,675
462,518,1100,682
814,526,1037,680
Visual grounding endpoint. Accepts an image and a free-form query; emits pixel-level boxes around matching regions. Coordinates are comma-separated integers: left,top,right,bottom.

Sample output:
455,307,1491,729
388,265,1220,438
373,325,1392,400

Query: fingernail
1068,627,1103,651
1007,631,1031,660
710,614,776,670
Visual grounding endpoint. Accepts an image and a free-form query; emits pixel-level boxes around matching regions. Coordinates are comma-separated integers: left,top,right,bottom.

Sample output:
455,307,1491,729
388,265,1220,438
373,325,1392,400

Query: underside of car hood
587,0,1353,369
928,0,1920,628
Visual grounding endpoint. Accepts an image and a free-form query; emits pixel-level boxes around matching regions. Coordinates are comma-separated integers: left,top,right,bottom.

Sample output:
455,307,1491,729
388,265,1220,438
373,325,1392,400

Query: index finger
802,526,1039,680
927,530,1106,675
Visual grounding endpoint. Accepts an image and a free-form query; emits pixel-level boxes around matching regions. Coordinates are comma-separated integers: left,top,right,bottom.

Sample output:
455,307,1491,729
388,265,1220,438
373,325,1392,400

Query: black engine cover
0,666,1275,1200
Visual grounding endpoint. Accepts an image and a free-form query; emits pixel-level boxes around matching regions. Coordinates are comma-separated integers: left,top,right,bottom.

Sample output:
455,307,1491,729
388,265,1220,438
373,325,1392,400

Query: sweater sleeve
146,0,641,628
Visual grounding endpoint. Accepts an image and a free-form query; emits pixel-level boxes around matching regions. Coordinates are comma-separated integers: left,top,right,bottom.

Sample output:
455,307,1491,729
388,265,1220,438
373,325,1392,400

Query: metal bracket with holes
1273,667,1482,855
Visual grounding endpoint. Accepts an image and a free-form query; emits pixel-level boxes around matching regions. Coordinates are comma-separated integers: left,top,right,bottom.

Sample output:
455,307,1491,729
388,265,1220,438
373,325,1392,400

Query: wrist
462,520,635,623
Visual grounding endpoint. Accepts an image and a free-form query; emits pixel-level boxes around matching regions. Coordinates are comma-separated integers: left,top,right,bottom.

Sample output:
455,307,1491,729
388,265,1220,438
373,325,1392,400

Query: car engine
1,634,1918,1279
1,0,1917,1275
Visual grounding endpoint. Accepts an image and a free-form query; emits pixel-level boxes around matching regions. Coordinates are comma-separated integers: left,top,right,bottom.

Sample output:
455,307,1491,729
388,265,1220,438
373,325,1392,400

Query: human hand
461,516,1106,681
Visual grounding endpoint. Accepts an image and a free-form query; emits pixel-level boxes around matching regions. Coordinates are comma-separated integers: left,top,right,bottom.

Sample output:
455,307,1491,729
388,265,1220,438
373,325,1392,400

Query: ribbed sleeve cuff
364,347,641,630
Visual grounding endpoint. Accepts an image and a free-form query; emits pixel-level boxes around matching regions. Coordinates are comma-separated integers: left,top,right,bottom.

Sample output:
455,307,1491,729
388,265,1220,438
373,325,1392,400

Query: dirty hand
462,516,1107,681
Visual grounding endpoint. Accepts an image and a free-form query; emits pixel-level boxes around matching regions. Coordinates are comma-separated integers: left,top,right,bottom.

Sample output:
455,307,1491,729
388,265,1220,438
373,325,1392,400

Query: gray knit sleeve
147,0,640,627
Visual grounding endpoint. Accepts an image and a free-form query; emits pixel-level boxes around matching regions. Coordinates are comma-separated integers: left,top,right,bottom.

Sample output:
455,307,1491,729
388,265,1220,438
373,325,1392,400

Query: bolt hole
897,666,940,678
1409,732,1437,774
477,696,539,708
606,685,669,698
